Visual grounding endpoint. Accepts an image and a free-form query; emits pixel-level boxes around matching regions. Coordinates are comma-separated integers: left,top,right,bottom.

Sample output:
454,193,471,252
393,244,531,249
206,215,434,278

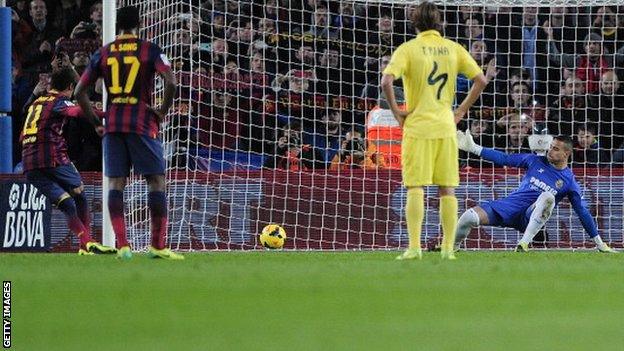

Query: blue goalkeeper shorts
480,200,535,232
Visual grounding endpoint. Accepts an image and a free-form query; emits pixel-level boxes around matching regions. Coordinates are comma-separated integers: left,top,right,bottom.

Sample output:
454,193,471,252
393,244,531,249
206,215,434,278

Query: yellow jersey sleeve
456,43,482,80
382,44,408,79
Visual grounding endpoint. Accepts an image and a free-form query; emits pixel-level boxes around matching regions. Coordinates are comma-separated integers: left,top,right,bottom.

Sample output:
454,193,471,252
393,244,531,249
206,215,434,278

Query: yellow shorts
401,136,459,187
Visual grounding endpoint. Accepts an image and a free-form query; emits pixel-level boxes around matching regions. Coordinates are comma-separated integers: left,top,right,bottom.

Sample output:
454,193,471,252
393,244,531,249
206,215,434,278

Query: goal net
116,0,624,251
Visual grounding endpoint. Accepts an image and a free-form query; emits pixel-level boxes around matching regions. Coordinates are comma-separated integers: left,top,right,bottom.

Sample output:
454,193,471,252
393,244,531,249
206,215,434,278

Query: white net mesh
116,0,624,250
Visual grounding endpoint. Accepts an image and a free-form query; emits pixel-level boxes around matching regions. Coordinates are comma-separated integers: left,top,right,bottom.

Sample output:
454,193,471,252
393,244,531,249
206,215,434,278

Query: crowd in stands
8,1,624,173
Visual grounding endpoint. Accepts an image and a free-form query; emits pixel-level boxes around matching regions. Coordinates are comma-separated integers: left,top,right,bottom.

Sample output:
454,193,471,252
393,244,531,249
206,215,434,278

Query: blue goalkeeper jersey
480,148,598,237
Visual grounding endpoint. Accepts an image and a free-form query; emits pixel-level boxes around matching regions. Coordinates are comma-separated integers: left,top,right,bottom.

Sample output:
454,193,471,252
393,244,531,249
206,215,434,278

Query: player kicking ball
21,68,116,256
455,130,616,253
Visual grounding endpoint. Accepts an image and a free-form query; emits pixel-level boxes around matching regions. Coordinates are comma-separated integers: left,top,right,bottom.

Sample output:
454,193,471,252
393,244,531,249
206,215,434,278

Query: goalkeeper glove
456,130,483,155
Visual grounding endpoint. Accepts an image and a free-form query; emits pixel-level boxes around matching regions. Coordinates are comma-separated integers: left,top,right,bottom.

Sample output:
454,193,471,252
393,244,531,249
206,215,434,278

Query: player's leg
69,185,116,254
433,137,460,259
396,185,425,260
128,134,183,260
103,133,131,254
146,174,167,250
396,137,433,260
438,186,457,259
26,168,93,253
53,163,116,254
454,206,489,250
516,191,556,251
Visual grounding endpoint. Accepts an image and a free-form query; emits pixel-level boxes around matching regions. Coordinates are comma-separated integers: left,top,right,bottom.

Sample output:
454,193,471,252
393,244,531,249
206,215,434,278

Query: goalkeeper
455,130,616,253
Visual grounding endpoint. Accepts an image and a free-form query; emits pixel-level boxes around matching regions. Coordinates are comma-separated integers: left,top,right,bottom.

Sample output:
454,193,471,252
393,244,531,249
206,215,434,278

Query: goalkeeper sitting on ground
455,130,616,253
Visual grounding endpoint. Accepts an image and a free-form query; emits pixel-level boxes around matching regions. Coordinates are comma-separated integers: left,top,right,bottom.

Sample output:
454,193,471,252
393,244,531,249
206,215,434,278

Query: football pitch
2,251,623,351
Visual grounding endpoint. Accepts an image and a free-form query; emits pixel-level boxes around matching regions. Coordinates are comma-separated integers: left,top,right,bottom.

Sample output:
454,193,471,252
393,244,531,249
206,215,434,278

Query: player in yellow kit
381,2,492,260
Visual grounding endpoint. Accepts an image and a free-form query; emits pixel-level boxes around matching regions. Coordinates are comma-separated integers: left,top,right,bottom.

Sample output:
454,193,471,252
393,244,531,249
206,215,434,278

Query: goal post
101,0,116,248
107,0,624,251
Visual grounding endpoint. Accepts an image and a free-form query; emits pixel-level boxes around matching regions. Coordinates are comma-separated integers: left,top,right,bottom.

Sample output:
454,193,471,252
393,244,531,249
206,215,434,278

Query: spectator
507,7,550,101
71,50,90,75
546,27,624,94
329,129,386,171
360,55,404,109
459,17,485,50
69,20,101,40
572,124,609,167
456,41,499,106
269,69,317,132
209,38,228,71
546,7,579,54
19,0,63,75
248,51,274,98
263,129,324,170
334,1,366,43
588,70,624,150
460,119,495,168
495,113,532,153
591,6,624,56
10,61,32,168
306,108,344,163
368,12,400,58
304,6,338,39
448,6,483,44
315,47,342,94
279,43,315,73
548,76,590,138
197,90,239,150
504,81,546,122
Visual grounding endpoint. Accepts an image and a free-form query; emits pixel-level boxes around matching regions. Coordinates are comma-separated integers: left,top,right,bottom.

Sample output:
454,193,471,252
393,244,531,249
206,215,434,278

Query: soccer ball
259,224,287,249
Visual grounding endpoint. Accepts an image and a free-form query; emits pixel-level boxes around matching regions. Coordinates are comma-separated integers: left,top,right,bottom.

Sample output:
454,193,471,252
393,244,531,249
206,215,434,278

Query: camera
287,135,300,146
82,22,98,31
344,137,366,153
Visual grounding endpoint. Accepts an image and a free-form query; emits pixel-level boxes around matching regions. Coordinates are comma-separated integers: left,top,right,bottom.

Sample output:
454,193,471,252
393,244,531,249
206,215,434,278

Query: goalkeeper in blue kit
455,131,616,253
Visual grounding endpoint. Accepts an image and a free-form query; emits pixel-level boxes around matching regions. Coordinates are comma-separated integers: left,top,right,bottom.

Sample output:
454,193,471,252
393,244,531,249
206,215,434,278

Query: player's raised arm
568,185,617,253
457,130,533,168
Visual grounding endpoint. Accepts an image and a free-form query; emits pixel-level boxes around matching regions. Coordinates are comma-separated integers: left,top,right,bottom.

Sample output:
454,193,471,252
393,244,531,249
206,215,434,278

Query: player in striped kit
22,68,116,256
74,6,180,260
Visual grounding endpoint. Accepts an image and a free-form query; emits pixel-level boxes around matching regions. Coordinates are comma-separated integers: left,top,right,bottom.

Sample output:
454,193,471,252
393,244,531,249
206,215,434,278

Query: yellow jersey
383,30,482,139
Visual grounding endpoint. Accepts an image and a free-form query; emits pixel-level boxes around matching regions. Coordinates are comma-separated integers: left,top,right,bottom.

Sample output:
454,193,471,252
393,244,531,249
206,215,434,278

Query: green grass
2,251,623,351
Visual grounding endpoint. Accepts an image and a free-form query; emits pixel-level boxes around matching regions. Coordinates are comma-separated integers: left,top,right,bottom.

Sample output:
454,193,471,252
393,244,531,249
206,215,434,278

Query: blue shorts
481,201,535,232
103,132,165,177
25,163,83,205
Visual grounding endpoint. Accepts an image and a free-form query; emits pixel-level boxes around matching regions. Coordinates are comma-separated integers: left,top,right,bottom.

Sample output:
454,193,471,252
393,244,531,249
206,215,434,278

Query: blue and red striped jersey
79,34,172,138
21,91,85,171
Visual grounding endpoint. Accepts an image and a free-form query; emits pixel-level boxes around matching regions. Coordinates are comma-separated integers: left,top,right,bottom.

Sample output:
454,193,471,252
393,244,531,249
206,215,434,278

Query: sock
74,193,91,238
440,195,458,253
58,196,92,249
593,235,606,247
148,191,168,250
405,188,424,251
454,208,480,250
108,190,129,249
519,192,555,245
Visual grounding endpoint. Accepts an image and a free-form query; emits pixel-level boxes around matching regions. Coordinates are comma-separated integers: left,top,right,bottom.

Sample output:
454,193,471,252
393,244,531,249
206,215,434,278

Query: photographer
263,130,324,171
70,20,101,40
329,130,386,171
